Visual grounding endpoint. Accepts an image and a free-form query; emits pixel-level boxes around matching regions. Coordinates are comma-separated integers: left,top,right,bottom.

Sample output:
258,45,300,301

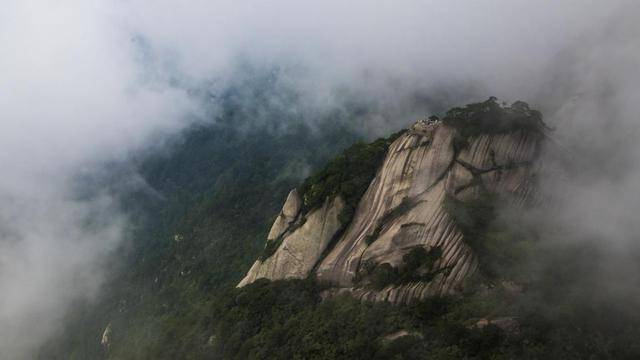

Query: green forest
40,91,640,359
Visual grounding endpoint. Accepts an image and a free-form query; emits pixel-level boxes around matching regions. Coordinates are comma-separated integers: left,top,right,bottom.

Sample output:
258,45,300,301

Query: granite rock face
315,122,539,303
267,189,302,241
239,120,541,304
101,322,112,352
238,194,345,286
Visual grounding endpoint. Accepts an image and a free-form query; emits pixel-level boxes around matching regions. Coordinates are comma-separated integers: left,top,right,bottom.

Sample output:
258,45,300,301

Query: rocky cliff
239,99,545,304
238,193,345,286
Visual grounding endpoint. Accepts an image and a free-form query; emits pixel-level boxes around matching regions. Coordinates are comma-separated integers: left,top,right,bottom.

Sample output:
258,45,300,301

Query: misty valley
3,1,640,360
39,96,640,359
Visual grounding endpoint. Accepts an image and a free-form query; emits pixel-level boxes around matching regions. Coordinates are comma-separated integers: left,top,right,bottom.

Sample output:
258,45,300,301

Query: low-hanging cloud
0,2,197,358
1,0,637,358
535,2,640,269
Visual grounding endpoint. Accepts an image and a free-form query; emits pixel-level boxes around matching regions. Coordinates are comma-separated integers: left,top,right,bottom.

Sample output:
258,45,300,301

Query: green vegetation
442,97,547,149
204,278,514,360
298,130,406,221
403,246,443,275
200,273,640,359
259,236,283,262
443,193,536,281
443,193,497,247
357,246,443,290
40,93,640,360
366,197,420,245
262,133,393,261
37,68,365,360
210,279,409,359
365,226,382,245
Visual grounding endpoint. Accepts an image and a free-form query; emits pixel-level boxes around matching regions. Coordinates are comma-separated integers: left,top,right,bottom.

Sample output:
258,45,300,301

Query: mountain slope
240,99,544,304
36,71,366,359
41,97,640,360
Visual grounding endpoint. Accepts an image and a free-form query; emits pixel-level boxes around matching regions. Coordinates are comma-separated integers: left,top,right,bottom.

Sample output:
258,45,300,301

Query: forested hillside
37,70,367,359
39,91,640,360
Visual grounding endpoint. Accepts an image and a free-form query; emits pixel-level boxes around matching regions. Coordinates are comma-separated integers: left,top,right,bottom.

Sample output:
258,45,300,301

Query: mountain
239,99,544,305
41,97,640,360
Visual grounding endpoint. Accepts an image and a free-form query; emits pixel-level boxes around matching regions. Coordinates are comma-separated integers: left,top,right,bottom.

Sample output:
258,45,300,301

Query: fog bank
1,1,636,358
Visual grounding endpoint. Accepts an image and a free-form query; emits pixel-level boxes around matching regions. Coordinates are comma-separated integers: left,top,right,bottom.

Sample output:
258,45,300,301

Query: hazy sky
0,1,637,358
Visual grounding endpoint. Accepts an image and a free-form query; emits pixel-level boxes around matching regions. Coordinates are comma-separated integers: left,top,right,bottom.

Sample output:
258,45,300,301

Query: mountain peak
239,101,544,303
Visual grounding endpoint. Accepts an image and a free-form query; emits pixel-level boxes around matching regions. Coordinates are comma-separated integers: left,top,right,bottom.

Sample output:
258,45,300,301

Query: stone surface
475,317,520,336
239,121,541,303
238,196,345,286
101,322,112,352
314,123,540,303
383,330,423,342
267,189,302,241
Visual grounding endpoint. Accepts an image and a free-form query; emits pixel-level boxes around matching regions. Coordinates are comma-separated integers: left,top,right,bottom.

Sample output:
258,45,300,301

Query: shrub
442,97,547,149
298,130,406,218
358,246,443,289
370,263,400,290
443,193,536,280
402,246,441,274
259,236,284,262
366,198,420,246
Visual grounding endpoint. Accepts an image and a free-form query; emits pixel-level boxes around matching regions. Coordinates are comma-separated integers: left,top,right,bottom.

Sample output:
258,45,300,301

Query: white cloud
0,0,637,358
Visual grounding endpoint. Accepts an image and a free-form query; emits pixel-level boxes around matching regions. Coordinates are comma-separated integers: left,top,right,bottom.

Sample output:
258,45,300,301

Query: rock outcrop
239,115,542,304
238,192,345,286
101,322,112,352
267,189,302,241
474,317,520,336
315,121,540,303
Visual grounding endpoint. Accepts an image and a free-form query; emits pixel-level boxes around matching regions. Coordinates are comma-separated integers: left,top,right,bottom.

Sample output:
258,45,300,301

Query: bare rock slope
240,104,543,304
238,193,345,286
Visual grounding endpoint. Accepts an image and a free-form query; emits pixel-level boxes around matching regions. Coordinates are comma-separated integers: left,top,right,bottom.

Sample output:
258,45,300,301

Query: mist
1,0,638,358
531,2,640,307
